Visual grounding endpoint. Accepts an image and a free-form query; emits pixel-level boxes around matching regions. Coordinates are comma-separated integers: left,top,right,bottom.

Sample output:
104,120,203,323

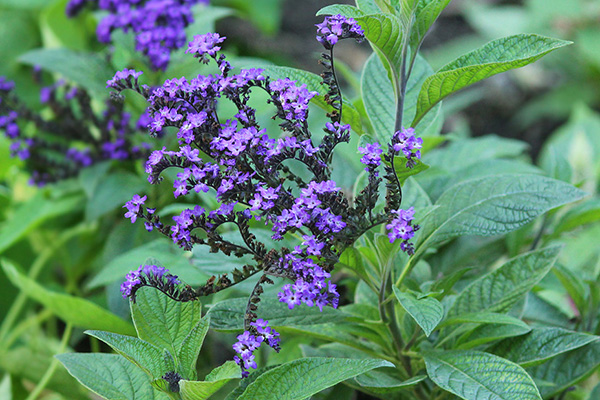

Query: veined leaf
180,361,240,400
415,174,586,250
527,341,600,398
2,261,134,335
410,0,452,51
258,66,362,133
57,353,167,400
354,370,426,394
356,13,403,80
413,35,571,126
85,330,174,380
131,287,202,365
441,312,530,329
393,287,443,337
456,323,531,350
425,350,542,400
490,327,600,367
356,0,384,14
447,246,561,318
177,316,210,380
237,358,393,400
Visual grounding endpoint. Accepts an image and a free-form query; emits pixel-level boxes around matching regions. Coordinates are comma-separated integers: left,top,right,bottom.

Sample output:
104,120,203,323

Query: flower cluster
232,319,280,377
0,75,150,186
392,127,423,167
316,14,365,49
386,207,420,254
115,25,421,377
66,0,209,70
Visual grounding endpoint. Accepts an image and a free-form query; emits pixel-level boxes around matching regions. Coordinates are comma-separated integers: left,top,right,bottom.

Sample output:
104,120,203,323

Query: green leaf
447,247,561,318
554,198,600,233
354,370,426,394
85,171,146,220
425,350,542,400
416,174,586,250
207,297,347,332
413,35,571,126
257,66,362,134
0,194,83,254
356,13,403,78
393,157,429,184
0,375,10,400
552,264,587,314
131,287,202,365
456,322,531,350
57,353,167,400
490,328,600,368
180,361,240,400
441,312,531,329
316,4,365,17
356,0,383,14
410,0,452,51
85,330,174,380
237,358,393,400
2,260,135,335
19,48,116,94
393,288,443,337
177,316,210,380
526,341,600,398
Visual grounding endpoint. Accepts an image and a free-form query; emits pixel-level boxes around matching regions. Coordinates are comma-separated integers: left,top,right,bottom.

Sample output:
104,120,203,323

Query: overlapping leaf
393,288,443,337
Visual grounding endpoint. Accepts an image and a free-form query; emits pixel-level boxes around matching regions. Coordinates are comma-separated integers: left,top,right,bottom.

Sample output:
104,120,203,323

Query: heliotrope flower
316,14,365,49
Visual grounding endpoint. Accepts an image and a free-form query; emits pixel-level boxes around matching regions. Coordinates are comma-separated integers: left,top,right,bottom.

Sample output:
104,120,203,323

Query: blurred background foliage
1,0,600,399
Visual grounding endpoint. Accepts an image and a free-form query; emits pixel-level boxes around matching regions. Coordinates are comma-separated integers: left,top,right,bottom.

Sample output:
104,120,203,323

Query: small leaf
237,358,393,400
413,34,571,125
447,247,561,318
177,316,210,380
2,261,135,335
425,350,542,400
131,287,202,365
57,353,167,400
180,361,240,400
393,288,443,337
490,327,600,367
392,157,429,184
85,330,174,380
410,0,452,51
416,174,586,250
554,198,600,233
552,264,587,314
354,370,426,394
207,297,347,332
19,48,116,94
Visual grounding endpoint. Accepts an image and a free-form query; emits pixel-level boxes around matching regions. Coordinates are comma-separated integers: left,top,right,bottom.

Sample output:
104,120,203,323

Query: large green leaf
180,361,240,400
393,288,443,337
446,247,560,318
490,328,600,367
207,297,347,332
415,174,586,250
356,13,403,79
131,287,202,364
412,35,571,126
257,66,362,134
85,171,147,220
237,358,393,400
2,261,135,335
526,341,600,398
0,194,83,254
425,350,542,400
57,353,167,400
19,48,116,94
85,330,174,380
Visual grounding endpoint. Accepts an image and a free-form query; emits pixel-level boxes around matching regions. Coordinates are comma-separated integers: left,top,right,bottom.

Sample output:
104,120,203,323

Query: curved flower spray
114,15,421,378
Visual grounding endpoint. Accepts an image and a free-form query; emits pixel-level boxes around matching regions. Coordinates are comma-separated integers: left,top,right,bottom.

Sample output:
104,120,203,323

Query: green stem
0,224,91,343
25,322,73,400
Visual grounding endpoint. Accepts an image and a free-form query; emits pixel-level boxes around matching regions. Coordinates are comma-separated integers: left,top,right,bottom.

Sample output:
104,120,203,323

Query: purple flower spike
120,264,181,299
186,33,226,62
386,207,419,254
392,127,423,167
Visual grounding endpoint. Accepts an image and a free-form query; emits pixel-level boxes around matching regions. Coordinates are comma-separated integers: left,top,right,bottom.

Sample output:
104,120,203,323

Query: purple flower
358,142,383,170
386,207,419,254
123,194,147,223
186,33,226,61
316,14,365,49
120,264,180,298
392,127,423,167
107,69,143,90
